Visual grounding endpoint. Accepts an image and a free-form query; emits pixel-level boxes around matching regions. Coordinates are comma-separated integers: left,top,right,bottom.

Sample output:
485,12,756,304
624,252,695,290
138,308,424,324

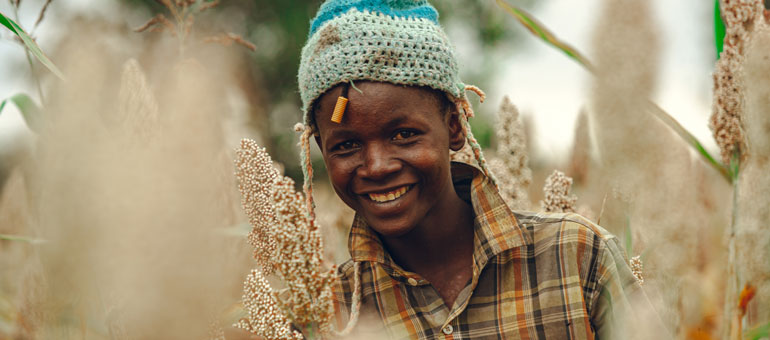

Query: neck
380,183,475,277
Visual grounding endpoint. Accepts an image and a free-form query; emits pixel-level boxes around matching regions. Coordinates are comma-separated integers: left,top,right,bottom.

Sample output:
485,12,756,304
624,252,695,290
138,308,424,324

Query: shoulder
507,211,634,300
513,211,623,256
513,211,643,316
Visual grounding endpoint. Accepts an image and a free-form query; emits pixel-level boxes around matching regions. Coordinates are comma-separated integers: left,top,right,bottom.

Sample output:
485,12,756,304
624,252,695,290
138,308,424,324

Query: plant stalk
725,156,740,339
12,3,46,105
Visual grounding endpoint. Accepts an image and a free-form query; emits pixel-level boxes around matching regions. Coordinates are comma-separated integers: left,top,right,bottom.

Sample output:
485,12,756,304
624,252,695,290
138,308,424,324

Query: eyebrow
381,115,409,130
324,115,413,140
325,128,357,141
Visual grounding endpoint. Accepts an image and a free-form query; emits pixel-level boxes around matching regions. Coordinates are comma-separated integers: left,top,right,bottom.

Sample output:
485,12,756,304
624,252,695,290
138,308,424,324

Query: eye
392,130,416,141
332,140,360,152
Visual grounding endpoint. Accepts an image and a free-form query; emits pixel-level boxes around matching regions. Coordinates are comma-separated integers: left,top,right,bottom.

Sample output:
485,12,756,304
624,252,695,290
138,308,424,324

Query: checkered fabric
332,163,647,339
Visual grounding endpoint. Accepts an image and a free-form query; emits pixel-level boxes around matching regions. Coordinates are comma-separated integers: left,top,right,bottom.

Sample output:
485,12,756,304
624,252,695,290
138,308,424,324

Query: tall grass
0,17,258,337
728,21,770,339
494,0,766,337
586,0,728,336
1,1,768,339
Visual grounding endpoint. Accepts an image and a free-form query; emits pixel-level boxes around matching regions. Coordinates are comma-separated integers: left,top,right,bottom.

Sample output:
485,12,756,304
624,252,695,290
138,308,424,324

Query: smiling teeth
368,186,409,203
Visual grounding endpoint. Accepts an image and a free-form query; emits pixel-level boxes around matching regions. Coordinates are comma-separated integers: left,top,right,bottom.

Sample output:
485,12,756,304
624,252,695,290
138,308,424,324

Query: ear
447,105,466,152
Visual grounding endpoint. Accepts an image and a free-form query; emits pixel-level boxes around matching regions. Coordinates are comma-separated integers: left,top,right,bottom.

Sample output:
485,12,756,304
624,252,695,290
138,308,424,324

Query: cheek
324,158,343,184
324,158,357,198
327,166,347,189
399,149,449,191
410,140,450,172
415,152,444,173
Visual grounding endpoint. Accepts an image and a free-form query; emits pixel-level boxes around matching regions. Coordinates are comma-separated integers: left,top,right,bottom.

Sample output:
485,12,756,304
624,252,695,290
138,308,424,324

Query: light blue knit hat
297,0,468,126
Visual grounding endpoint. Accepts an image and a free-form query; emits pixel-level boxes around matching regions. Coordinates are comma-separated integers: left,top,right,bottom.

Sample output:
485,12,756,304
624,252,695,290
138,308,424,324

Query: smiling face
314,82,466,238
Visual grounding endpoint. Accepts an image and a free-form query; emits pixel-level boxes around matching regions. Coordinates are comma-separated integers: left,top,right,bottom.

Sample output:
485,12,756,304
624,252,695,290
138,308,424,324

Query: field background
0,0,765,339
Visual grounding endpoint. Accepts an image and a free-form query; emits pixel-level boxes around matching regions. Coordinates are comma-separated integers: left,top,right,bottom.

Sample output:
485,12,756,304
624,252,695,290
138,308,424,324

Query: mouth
366,185,412,203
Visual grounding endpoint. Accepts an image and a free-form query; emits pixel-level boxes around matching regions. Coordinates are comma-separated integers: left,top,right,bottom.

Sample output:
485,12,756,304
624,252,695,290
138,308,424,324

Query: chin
364,215,418,239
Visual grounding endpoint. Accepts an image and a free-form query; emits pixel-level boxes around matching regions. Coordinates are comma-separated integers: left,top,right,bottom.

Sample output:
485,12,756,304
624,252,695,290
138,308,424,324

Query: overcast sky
0,0,718,160
492,0,716,159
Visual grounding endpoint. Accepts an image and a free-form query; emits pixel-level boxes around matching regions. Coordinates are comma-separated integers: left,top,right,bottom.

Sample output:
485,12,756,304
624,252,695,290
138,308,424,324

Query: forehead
314,82,445,132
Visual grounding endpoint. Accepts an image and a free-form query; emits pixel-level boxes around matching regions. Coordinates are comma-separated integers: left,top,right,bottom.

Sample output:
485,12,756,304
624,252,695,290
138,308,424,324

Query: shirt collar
347,162,530,271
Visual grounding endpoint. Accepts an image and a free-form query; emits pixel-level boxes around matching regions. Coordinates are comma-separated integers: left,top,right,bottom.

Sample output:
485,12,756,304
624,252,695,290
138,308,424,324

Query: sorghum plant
234,139,338,339
540,170,576,213
718,1,770,335
489,96,532,210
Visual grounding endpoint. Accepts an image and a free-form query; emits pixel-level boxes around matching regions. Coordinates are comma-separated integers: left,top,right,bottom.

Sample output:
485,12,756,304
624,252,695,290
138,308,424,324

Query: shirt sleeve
589,236,670,339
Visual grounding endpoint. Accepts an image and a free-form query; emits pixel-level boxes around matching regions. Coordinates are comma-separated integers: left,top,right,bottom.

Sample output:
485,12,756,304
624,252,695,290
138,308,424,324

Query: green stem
725,154,740,339
715,0,726,59
646,101,732,181
12,3,46,105
0,233,39,242
24,48,46,104
170,3,186,57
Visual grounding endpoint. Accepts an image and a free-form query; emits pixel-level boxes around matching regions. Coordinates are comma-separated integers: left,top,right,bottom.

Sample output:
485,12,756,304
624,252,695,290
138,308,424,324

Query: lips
366,185,412,203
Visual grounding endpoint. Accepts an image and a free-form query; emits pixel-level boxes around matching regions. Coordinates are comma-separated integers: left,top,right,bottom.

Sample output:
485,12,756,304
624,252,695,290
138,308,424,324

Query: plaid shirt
332,163,647,339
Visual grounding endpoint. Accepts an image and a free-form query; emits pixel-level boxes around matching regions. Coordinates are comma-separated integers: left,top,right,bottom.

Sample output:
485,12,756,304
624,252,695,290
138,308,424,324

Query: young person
295,0,649,338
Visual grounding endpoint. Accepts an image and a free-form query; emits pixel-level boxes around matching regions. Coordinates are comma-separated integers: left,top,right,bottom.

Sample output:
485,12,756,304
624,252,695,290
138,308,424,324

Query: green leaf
730,149,740,181
645,101,732,181
0,10,65,79
715,0,726,59
496,0,594,71
0,233,44,243
1,93,43,132
745,321,770,340
497,0,733,183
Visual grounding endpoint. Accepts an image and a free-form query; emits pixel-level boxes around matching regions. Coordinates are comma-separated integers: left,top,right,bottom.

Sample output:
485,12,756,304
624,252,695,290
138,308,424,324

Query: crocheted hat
298,0,467,126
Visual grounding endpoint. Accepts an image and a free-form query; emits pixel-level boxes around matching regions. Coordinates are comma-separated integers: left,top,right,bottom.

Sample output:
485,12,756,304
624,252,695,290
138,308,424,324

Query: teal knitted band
298,0,466,126
308,0,440,36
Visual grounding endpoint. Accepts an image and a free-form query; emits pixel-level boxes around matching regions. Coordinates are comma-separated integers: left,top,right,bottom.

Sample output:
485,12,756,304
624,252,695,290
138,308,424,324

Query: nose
357,143,401,180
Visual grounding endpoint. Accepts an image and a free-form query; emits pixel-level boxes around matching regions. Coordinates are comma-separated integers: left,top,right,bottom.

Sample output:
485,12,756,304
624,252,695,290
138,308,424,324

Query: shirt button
407,278,418,286
442,325,453,335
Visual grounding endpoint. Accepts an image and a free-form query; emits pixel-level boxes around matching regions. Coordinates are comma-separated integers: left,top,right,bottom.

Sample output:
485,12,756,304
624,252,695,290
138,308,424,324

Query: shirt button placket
442,324,453,335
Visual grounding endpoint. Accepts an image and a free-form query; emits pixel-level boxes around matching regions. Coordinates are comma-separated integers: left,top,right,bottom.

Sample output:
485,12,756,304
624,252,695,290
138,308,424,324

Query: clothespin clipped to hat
331,83,349,123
